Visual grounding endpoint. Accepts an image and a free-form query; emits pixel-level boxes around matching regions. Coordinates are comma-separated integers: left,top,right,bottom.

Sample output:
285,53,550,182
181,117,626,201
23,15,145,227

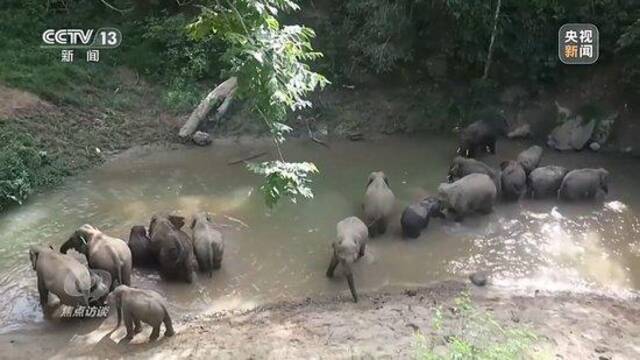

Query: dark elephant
558,168,609,201
128,225,156,268
148,214,196,283
528,165,568,199
500,160,527,201
400,197,445,238
326,216,368,303
457,119,506,158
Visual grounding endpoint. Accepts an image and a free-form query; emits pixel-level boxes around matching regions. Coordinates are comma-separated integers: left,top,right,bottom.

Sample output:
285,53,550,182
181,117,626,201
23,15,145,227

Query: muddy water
1,136,639,336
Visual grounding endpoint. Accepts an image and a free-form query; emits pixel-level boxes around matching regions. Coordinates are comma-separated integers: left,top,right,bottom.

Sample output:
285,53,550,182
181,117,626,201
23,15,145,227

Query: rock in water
469,272,488,287
590,142,601,151
547,117,596,151
507,123,531,139
192,131,212,146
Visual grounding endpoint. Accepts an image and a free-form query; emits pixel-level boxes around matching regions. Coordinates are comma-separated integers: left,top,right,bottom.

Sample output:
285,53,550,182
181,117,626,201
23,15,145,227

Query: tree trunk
178,77,238,138
482,0,502,80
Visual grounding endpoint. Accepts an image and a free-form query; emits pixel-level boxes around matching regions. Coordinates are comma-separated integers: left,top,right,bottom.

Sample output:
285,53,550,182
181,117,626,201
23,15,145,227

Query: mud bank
1,282,638,359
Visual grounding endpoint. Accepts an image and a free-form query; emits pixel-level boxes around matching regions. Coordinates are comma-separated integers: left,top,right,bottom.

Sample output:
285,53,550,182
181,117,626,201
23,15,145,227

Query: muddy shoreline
1,281,638,359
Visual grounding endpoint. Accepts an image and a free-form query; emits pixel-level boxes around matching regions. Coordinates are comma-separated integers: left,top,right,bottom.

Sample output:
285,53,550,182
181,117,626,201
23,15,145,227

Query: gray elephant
438,173,497,221
363,171,395,236
558,168,609,201
400,197,445,238
60,224,132,290
190,212,224,277
89,269,111,305
107,285,175,342
528,165,568,199
326,216,368,303
500,160,527,201
457,119,506,158
29,245,92,309
448,156,501,193
128,225,156,268
148,214,196,283
517,145,543,174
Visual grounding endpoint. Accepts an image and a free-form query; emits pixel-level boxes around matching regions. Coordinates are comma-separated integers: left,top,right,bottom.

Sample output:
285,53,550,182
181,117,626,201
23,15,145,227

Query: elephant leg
358,243,366,259
124,312,135,340
149,325,160,341
377,220,387,235
37,275,48,307
343,262,358,303
134,317,142,334
326,253,339,278
367,223,377,238
164,312,175,337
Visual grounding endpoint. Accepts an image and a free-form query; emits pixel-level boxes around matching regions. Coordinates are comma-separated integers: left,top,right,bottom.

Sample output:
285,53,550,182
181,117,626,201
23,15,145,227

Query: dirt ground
1,282,638,359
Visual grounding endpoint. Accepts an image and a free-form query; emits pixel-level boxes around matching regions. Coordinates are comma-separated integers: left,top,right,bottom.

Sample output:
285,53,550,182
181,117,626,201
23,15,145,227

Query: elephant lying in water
149,214,196,283
326,216,368,303
107,285,175,342
60,224,132,290
363,171,395,237
191,212,224,277
558,168,609,201
29,245,92,309
438,173,497,221
400,197,444,238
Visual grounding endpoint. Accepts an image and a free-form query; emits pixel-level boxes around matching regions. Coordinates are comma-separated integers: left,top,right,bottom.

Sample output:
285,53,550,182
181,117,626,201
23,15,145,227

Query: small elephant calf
107,285,175,342
326,216,368,303
400,197,444,238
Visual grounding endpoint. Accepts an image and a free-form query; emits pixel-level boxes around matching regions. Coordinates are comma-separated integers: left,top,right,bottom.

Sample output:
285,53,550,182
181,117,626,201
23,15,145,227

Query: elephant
88,269,111,305
528,165,568,199
500,160,527,201
29,245,92,309
128,225,156,268
326,216,369,303
457,119,505,158
363,171,395,236
438,173,497,221
558,168,609,201
448,156,501,194
400,197,445,238
190,212,224,277
517,145,543,174
107,285,175,342
148,214,196,283
60,224,132,291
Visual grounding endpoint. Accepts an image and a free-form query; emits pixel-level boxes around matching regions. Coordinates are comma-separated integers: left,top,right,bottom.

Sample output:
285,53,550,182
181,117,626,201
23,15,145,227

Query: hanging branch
482,0,502,80
99,0,134,13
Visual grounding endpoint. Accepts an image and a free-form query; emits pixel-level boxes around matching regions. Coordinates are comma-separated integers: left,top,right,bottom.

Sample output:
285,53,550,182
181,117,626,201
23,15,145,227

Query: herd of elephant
328,119,610,303
28,212,224,341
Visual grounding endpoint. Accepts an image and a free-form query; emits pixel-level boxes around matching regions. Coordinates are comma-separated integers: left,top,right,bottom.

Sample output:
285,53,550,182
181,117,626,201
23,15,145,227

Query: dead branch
227,151,267,165
179,77,238,138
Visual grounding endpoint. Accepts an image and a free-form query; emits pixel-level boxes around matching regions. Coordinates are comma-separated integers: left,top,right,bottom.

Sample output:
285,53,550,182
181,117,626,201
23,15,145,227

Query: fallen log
179,77,238,138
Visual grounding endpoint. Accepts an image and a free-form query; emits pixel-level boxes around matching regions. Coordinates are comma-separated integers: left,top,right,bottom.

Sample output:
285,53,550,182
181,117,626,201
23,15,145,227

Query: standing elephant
326,216,368,303
457,119,505,158
400,197,445,238
60,224,132,290
438,173,497,221
500,161,527,201
558,168,609,201
448,156,501,194
107,285,175,342
363,171,395,236
191,212,224,277
528,165,568,199
517,145,543,174
148,214,196,283
128,225,155,268
29,245,92,309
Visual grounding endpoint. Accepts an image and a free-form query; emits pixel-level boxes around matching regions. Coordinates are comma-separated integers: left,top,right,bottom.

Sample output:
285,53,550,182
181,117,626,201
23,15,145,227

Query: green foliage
617,18,640,96
414,292,537,360
189,0,328,206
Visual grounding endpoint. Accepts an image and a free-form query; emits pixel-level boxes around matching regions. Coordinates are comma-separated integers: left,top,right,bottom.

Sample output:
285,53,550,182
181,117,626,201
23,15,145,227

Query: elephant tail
207,243,214,278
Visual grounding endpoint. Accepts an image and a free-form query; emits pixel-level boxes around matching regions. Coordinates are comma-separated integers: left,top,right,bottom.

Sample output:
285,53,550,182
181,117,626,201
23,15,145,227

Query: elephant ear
168,215,185,230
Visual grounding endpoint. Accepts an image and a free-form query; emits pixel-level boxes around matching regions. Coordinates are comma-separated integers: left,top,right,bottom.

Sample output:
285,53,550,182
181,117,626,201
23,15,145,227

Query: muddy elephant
438,173,497,221
29,245,92,309
128,225,156,268
326,216,368,303
191,212,224,277
148,214,196,283
517,145,543,174
448,156,501,194
400,197,445,238
500,161,527,201
558,168,609,201
528,165,568,199
363,171,395,237
60,224,132,290
107,285,175,342
457,119,506,158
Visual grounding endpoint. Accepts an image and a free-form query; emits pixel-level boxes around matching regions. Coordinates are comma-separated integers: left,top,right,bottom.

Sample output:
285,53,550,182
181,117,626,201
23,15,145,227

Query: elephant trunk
342,261,358,303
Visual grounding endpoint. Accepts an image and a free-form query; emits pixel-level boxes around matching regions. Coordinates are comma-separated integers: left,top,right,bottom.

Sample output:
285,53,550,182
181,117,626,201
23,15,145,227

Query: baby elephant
517,145,543,175
558,168,609,201
500,161,527,201
438,173,497,221
363,171,395,237
528,165,568,199
191,212,224,277
326,217,368,303
400,197,445,238
108,285,175,342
